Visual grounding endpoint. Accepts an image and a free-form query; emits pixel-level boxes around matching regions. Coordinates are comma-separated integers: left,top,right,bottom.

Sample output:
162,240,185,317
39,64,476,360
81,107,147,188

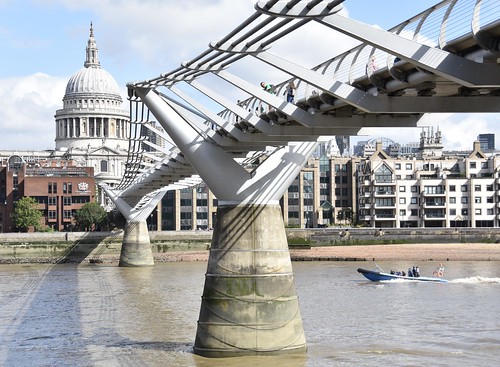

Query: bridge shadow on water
0,233,116,366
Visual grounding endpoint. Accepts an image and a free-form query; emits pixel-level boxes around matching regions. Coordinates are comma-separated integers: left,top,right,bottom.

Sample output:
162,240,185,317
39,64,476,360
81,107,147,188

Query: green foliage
11,196,43,232
74,202,107,231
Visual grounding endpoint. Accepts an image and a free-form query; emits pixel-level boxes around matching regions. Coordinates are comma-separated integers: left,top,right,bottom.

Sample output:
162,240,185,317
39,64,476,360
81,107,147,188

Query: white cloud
0,73,66,150
2,0,498,152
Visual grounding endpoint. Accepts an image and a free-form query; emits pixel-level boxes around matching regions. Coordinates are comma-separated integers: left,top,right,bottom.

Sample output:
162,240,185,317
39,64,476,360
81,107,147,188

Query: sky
0,0,498,151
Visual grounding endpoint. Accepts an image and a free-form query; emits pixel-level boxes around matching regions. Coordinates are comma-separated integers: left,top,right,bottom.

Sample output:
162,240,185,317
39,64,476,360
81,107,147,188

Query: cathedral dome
65,66,121,98
62,22,122,102
55,23,129,153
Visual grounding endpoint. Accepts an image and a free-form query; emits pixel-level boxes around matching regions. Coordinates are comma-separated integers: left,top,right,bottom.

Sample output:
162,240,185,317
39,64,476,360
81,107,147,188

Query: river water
0,260,499,366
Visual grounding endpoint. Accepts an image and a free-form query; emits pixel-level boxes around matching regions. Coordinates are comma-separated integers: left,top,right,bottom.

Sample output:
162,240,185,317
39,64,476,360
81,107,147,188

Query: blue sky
0,0,497,150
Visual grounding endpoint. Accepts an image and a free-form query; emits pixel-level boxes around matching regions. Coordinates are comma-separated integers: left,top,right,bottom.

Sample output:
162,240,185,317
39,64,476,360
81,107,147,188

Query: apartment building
156,131,500,230
357,140,500,228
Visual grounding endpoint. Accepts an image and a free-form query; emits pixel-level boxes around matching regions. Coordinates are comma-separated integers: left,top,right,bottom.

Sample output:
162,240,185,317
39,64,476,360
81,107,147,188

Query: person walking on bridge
284,81,296,103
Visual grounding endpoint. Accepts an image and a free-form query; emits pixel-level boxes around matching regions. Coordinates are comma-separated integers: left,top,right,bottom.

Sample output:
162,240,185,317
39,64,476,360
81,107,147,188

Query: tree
337,207,353,225
74,202,107,231
12,196,43,232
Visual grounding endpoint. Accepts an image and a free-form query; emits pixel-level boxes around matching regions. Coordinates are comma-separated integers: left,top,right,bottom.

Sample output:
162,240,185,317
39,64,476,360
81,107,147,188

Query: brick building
0,156,95,232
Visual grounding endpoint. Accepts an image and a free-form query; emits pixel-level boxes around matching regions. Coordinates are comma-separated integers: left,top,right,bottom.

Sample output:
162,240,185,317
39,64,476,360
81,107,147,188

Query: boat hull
357,268,448,283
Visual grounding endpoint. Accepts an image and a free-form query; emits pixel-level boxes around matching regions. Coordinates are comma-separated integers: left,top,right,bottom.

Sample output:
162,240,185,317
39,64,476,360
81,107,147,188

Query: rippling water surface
0,260,499,366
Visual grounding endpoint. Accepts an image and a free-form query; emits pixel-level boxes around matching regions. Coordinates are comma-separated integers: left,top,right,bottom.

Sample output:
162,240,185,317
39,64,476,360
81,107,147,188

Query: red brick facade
0,156,95,232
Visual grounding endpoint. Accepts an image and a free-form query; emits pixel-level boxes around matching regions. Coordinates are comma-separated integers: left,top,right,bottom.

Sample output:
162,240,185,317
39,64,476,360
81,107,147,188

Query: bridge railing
123,0,500,187
219,0,499,120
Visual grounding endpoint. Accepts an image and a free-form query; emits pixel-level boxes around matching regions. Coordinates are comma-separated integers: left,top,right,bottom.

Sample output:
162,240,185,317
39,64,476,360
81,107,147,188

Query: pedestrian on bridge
260,82,275,94
284,81,296,103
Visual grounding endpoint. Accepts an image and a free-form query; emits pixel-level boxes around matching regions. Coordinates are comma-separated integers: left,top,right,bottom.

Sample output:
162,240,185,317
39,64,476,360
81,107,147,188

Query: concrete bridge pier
133,86,318,356
194,203,306,357
119,219,155,267
100,184,167,267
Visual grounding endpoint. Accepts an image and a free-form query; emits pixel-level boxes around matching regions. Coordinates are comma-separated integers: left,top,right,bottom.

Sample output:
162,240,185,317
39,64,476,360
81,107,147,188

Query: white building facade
357,139,500,228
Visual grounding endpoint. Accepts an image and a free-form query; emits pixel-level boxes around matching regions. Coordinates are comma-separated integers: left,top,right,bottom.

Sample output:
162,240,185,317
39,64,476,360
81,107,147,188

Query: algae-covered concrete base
119,220,154,267
194,204,307,357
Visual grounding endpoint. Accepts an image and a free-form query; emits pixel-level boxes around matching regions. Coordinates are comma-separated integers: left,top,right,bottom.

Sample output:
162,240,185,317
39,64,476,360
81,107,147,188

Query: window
411,186,418,193
461,185,467,192
375,164,392,183
449,185,456,192
395,163,401,169
474,185,481,191
487,208,494,215
449,197,456,204
450,209,456,216
487,184,493,191
63,210,72,219
475,197,481,203
180,198,192,206
410,209,418,216
48,197,57,206
481,162,488,169
63,197,72,206
475,208,481,215
100,160,108,173
424,186,444,194
461,197,468,204
411,197,418,204
48,182,57,194
405,163,412,170
461,209,468,215
399,186,406,192
375,198,394,207
399,198,406,204
48,210,57,220
470,162,476,169
399,209,406,216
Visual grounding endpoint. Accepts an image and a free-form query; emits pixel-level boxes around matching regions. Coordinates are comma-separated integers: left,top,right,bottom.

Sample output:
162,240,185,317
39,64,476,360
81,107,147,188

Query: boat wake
449,276,500,284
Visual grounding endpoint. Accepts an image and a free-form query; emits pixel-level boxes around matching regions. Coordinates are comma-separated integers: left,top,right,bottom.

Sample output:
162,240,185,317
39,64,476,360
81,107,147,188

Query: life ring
433,270,444,277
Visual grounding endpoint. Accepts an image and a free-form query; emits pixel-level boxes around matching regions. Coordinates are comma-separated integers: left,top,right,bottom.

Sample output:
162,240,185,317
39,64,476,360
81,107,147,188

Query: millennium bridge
100,0,500,357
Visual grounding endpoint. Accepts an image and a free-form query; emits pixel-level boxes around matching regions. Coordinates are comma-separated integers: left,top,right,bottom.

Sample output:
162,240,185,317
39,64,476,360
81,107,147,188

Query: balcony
374,203,396,209
374,190,395,197
373,180,395,186
423,201,446,208
424,214,446,220
421,191,446,197
423,210,446,219
374,214,396,220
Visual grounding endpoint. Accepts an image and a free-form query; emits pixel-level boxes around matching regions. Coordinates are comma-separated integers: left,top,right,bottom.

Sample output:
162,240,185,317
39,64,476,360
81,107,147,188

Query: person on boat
408,267,413,277
413,266,420,277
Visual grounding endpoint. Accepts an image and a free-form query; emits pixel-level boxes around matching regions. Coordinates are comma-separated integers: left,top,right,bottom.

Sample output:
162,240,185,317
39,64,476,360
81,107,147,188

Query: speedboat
357,267,448,283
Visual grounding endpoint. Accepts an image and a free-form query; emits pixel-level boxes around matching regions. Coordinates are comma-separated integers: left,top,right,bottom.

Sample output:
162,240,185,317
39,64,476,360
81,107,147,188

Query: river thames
0,260,499,366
